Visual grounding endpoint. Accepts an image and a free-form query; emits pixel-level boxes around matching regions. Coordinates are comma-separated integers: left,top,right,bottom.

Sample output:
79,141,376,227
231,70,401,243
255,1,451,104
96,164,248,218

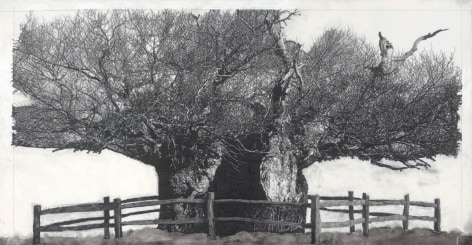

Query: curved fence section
32,191,441,245
307,192,440,244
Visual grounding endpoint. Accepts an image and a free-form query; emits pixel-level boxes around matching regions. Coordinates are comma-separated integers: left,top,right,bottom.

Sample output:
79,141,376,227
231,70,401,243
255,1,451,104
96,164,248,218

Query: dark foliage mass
13,10,461,172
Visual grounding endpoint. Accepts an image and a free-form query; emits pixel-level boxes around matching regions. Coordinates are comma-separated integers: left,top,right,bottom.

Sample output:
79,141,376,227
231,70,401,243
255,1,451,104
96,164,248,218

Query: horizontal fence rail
40,223,111,232
121,195,160,203
32,191,441,245
122,208,161,218
44,216,107,227
214,199,308,206
410,201,438,207
40,203,107,215
319,200,365,208
309,195,362,201
213,217,304,229
120,198,206,209
307,192,441,245
121,218,206,226
369,200,404,206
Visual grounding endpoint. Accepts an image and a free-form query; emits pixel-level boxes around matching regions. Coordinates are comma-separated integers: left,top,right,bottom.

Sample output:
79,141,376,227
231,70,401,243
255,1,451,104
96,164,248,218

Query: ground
1,227,471,245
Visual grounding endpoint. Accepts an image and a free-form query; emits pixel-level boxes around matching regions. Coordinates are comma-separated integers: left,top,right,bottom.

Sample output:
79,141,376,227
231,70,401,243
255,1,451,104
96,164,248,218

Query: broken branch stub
394,29,449,62
374,29,448,75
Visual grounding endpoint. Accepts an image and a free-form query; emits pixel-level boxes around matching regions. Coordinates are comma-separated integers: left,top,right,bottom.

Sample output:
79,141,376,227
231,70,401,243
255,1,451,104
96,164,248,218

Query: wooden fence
307,192,440,244
32,191,440,245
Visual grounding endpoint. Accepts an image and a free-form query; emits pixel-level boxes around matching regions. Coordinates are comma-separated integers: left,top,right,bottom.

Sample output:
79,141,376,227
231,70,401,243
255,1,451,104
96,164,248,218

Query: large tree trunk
255,134,308,234
149,133,308,236
152,147,221,233
148,16,310,235
207,135,307,236
261,135,306,203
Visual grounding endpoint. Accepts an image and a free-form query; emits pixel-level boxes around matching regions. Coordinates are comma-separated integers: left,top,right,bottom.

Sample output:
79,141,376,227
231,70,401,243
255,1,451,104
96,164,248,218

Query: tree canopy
13,9,461,171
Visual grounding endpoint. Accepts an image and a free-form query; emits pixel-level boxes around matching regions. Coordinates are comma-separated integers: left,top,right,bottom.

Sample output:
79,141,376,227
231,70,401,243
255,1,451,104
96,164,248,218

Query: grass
1,227,471,245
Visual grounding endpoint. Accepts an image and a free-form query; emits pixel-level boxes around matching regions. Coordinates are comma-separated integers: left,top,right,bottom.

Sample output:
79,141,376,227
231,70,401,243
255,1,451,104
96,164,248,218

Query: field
2,227,471,245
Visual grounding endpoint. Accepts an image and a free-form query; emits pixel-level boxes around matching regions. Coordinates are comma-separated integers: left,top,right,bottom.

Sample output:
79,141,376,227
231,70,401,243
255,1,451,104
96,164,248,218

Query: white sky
286,10,462,58
0,0,471,238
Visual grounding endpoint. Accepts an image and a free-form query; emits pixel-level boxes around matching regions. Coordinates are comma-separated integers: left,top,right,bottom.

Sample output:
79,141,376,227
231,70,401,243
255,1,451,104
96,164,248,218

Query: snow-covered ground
0,147,158,238
304,155,468,233
0,146,470,238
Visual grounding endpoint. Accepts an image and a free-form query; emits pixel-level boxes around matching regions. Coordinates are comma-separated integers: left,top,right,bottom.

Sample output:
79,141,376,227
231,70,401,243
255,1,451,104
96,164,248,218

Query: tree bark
211,137,307,235
260,135,307,203
151,147,221,233
148,134,308,235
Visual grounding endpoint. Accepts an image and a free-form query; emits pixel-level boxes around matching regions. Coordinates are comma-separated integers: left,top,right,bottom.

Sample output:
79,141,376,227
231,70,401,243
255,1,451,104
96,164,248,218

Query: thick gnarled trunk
261,135,306,203
256,135,308,234
153,152,220,233
151,133,308,236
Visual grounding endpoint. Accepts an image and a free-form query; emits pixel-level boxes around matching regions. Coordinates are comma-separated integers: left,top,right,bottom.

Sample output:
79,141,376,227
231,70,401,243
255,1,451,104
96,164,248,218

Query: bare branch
370,160,411,171
394,29,448,62
141,115,159,142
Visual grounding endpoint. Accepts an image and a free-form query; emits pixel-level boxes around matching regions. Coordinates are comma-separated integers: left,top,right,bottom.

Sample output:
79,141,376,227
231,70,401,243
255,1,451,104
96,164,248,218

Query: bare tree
13,11,461,235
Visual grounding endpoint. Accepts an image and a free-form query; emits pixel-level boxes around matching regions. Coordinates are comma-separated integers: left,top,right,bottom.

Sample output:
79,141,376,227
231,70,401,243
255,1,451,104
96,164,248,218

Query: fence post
310,195,321,245
362,193,369,238
207,192,216,239
348,191,355,233
113,198,122,238
403,194,410,230
103,197,110,239
33,205,41,245
434,198,441,232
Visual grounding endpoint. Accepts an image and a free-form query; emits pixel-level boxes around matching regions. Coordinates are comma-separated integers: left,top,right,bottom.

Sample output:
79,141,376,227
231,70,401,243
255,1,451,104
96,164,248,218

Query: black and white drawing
1,1,471,244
